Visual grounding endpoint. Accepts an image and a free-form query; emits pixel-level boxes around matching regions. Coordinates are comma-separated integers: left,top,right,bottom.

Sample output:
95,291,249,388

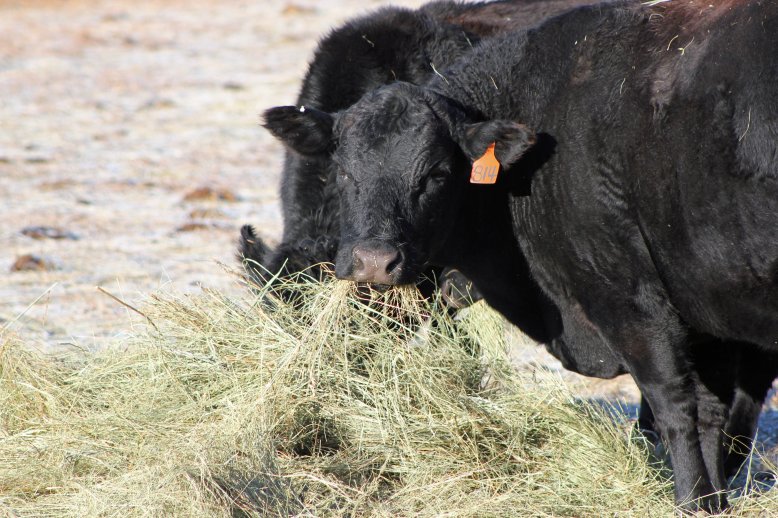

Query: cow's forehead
340,88,437,133
335,92,449,172
336,121,447,178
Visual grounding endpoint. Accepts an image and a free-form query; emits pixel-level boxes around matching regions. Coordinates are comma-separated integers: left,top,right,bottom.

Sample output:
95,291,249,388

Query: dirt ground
1,0,775,469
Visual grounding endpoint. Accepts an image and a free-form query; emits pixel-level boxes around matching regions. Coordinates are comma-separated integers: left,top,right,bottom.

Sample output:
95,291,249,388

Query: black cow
261,0,778,511
238,0,601,286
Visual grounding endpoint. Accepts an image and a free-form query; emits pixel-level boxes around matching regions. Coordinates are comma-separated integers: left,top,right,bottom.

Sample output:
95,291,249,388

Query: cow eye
416,169,447,204
423,169,448,189
429,169,448,182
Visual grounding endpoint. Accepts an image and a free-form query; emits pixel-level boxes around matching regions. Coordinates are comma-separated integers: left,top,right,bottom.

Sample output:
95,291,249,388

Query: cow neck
434,181,551,342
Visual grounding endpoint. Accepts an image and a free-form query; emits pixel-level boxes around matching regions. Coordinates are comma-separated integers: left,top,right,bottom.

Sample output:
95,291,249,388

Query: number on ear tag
470,143,501,184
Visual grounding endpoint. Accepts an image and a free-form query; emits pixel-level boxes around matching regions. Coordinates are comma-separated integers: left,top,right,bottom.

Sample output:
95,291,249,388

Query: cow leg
595,301,722,512
691,338,736,494
637,396,656,437
723,387,762,478
724,346,775,478
636,341,771,485
631,370,722,511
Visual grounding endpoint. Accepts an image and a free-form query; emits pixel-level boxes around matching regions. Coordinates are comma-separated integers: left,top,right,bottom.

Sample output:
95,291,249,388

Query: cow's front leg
639,340,770,483
595,304,721,513
629,360,721,512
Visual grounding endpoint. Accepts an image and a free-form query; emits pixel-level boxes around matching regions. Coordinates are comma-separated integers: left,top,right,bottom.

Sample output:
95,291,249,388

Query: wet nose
351,244,402,284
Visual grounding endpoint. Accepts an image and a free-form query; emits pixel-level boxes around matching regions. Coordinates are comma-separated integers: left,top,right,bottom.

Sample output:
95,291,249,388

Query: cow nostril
441,281,461,308
442,280,453,299
385,250,402,275
353,254,365,274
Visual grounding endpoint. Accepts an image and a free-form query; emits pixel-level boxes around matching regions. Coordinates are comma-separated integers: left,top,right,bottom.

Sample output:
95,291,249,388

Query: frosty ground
1,0,775,470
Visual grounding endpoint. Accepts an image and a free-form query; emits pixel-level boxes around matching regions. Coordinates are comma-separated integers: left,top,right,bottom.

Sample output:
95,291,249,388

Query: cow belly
636,176,778,349
659,260,778,350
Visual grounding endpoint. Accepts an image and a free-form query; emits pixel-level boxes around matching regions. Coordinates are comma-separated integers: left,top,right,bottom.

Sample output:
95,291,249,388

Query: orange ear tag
469,143,501,184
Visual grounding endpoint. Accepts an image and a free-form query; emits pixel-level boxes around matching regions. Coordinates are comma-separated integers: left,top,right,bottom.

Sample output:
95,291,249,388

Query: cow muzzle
440,268,483,309
340,242,404,285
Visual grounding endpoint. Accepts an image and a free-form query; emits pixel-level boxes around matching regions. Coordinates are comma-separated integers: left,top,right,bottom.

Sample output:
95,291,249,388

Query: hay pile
0,275,775,516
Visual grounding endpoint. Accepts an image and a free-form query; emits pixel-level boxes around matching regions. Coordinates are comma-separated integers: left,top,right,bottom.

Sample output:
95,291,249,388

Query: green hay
0,275,774,516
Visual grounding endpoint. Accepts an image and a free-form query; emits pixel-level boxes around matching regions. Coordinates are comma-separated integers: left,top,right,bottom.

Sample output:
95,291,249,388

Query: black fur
239,0,601,285
263,0,778,512
263,106,334,156
458,120,536,166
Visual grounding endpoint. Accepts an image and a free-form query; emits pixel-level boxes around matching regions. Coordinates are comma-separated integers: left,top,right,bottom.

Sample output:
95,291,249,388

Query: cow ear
262,105,334,156
457,120,536,169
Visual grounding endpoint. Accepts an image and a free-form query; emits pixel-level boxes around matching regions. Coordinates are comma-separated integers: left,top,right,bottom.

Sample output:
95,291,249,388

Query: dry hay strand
0,274,775,516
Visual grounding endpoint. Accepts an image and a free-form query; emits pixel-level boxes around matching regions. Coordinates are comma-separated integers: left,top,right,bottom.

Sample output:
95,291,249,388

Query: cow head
263,82,535,286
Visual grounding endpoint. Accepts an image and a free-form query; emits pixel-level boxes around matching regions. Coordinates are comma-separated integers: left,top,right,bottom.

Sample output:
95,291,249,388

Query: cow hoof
679,491,728,515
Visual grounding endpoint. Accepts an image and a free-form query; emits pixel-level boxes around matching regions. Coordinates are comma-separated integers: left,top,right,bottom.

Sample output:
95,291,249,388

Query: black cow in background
261,0,778,512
